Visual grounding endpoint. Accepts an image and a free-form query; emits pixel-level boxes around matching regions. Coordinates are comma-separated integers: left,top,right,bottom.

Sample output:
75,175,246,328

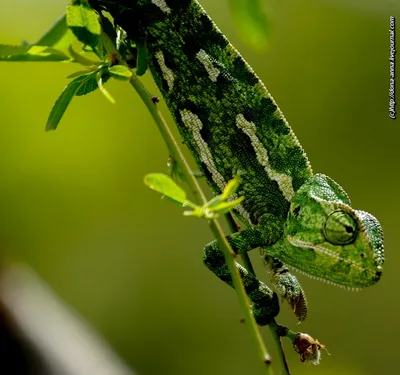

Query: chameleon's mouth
287,236,381,289
288,237,369,272
288,264,362,291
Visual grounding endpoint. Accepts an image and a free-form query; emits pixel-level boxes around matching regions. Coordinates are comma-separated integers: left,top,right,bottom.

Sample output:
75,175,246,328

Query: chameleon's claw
263,255,308,322
278,273,308,323
272,271,308,323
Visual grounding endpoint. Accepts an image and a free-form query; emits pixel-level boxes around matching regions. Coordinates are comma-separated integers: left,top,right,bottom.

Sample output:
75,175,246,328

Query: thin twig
129,74,205,205
100,14,273,371
225,214,291,375
269,319,291,375
127,65,272,373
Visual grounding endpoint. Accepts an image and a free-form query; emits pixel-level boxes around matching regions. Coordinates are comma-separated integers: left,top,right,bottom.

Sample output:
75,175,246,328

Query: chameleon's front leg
262,255,308,322
203,214,308,324
203,214,282,325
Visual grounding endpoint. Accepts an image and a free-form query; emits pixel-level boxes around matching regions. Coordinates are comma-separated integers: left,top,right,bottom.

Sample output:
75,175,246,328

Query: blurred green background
0,0,399,374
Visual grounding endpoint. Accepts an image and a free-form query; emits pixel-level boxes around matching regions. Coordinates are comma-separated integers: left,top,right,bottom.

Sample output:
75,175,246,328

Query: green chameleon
90,0,385,324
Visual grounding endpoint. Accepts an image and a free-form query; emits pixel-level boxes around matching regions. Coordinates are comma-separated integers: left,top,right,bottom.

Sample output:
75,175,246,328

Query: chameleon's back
93,0,313,225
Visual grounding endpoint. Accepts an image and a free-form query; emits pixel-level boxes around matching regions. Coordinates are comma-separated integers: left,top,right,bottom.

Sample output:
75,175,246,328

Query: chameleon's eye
323,210,357,245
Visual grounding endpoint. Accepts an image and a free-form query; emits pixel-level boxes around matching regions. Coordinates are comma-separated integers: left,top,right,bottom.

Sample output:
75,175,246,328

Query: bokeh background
0,0,399,374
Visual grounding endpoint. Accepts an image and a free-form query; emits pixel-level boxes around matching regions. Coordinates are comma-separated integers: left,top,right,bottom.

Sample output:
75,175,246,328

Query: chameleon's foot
263,255,308,322
252,293,280,326
203,239,280,326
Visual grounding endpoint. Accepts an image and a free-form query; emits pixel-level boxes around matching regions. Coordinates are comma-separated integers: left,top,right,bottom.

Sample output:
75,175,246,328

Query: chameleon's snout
355,209,385,280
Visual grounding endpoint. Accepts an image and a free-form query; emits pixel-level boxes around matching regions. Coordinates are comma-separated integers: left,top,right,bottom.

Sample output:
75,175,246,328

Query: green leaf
46,68,112,130
144,173,188,205
208,197,245,215
116,28,126,51
183,207,204,218
108,65,132,80
66,69,96,78
52,28,77,50
97,71,115,104
98,26,120,59
95,15,117,58
0,44,29,56
75,70,110,96
0,44,70,62
66,0,101,48
99,15,117,46
221,175,241,200
46,75,88,131
136,42,148,76
68,45,98,66
204,195,223,208
34,14,68,47
229,0,269,48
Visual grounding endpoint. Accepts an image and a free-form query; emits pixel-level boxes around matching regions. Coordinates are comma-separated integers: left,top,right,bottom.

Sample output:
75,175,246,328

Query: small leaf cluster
0,0,147,131
0,0,269,130
144,173,244,219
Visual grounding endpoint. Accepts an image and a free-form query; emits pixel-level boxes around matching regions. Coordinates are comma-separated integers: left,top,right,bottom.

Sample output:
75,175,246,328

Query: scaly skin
90,0,385,324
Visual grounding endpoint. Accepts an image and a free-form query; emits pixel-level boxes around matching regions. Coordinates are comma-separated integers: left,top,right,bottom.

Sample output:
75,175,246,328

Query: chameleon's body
91,0,385,324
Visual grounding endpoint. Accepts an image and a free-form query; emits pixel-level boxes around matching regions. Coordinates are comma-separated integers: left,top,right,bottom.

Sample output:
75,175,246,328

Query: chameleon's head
284,173,384,288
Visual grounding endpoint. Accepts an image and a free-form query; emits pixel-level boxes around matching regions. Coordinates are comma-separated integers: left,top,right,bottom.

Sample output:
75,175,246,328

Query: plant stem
269,319,291,375
226,213,291,375
129,75,205,206
284,328,298,342
128,71,272,374
208,218,272,371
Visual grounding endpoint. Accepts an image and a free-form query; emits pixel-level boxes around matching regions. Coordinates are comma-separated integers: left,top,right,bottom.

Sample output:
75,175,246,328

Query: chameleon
89,0,385,325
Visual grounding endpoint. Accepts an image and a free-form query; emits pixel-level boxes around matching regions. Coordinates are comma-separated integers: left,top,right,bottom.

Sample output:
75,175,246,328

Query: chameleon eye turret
281,174,384,288
323,210,358,245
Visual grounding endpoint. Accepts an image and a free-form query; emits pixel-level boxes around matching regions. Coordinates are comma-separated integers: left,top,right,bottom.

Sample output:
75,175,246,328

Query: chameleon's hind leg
202,215,283,325
203,238,279,325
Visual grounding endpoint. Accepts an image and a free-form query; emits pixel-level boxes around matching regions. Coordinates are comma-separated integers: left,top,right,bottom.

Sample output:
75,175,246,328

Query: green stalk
225,214,291,375
269,319,291,375
208,218,272,370
129,75,204,205
129,72,272,373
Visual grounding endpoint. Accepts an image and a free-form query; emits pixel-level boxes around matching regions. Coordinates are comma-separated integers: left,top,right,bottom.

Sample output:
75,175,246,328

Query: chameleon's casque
91,0,385,324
